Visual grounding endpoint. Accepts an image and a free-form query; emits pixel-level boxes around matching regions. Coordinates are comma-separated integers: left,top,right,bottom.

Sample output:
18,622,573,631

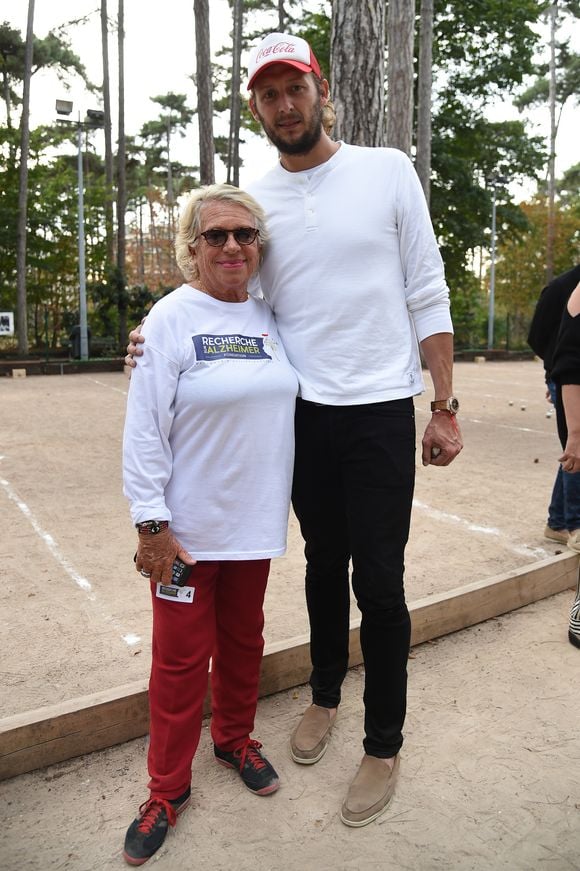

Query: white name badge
156,583,195,603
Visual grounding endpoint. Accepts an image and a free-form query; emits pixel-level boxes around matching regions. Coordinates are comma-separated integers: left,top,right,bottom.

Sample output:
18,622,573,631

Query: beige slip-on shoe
544,525,569,544
290,704,337,764
567,529,580,553
340,753,400,827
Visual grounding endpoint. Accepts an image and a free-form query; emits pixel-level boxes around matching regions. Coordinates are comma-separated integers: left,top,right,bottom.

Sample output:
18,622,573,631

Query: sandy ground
3,592,579,871
0,360,570,717
1,360,579,869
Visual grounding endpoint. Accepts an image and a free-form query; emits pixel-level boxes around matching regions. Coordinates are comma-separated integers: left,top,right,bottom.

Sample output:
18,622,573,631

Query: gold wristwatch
430,397,459,414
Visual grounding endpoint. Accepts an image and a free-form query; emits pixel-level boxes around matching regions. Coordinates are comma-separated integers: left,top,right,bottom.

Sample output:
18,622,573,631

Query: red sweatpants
146,559,270,799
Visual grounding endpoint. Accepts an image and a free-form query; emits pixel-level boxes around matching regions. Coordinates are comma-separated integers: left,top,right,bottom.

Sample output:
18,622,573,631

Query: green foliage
0,120,108,351
141,93,195,148
0,22,24,120
90,269,157,349
430,105,545,290
1,1,576,355
31,30,96,90
494,197,580,347
0,20,97,124
136,93,198,241
515,43,580,110
237,0,303,41
557,162,580,208
0,125,19,310
295,9,331,75
215,2,331,174
449,270,488,350
433,0,543,103
426,0,549,321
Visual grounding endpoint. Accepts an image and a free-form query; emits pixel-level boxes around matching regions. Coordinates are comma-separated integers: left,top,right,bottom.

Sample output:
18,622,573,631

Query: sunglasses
195,227,260,247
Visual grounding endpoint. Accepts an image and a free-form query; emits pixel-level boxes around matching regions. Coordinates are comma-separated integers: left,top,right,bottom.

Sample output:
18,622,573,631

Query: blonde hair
175,184,269,282
322,98,336,136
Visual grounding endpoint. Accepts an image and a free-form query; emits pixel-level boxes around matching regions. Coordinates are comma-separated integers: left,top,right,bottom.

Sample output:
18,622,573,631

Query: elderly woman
122,184,298,865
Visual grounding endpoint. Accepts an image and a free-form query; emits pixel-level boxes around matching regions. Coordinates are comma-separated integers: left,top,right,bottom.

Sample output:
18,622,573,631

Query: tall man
128,31,462,828
244,32,462,827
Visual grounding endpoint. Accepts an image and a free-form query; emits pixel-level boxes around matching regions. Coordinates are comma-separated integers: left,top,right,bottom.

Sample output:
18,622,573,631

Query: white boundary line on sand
468,419,554,436
0,472,140,647
87,377,128,396
414,406,554,436
412,498,551,559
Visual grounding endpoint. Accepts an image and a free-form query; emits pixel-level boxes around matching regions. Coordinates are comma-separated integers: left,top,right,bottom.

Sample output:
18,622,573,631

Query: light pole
487,174,508,351
55,100,104,361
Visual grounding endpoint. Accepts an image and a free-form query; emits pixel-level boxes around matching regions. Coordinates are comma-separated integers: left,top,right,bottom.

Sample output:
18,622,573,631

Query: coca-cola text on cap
247,32,322,90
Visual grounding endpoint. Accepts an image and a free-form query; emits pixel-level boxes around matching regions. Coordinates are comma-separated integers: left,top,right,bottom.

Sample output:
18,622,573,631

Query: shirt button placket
305,184,317,230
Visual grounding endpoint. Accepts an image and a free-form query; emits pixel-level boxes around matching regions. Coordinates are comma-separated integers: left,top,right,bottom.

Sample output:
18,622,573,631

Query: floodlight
86,109,105,126
55,99,73,116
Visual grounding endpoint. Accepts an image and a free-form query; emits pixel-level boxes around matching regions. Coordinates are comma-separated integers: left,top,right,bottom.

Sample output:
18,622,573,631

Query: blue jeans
547,380,580,530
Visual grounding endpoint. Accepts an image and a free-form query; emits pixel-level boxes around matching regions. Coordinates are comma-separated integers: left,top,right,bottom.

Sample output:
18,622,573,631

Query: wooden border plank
410,550,578,646
0,683,148,781
1,552,576,781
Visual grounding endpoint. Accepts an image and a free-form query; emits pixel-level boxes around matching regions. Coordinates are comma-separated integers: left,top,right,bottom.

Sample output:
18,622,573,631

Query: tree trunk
415,0,433,203
194,0,215,184
386,0,416,155
101,0,115,265
166,117,173,238
2,65,12,129
16,0,35,355
278,0,286,30
138,199,145,287
546,1,557,283
331,0,385,146
148,197,163,285
227,0,243,186
117,0,127,347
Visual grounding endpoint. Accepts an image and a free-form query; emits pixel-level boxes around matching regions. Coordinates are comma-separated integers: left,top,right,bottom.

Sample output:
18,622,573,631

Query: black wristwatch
136,520,169,535
430,397,459,415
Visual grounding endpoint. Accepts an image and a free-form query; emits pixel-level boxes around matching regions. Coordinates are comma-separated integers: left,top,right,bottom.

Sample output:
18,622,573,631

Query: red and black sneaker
214,738,280,795
122,787,191,866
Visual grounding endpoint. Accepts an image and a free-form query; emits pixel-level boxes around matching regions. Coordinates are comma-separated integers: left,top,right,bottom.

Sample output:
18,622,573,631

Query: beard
256,101,324,156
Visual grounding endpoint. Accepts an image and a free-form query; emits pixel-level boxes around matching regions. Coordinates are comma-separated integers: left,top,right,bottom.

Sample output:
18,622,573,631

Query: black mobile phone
133,553,193,587
171,558,194,587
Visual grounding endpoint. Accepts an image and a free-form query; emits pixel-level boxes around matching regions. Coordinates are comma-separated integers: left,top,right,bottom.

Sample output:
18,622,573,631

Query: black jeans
292,397,415,758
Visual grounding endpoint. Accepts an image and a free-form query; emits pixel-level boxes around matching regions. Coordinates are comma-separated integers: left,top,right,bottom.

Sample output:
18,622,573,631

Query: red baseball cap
247,32,321,90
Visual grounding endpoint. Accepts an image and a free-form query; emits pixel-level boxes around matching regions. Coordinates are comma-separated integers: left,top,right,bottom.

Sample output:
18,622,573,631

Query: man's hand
135,527,196,585
125,319,146,369
418,333,462,466
560,384,580,472
559,432,580,473
421,412,463,467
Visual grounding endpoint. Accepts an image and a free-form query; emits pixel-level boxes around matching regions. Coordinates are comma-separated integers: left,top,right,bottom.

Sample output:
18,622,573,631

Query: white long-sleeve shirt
248,143,453,405
123,286,298,560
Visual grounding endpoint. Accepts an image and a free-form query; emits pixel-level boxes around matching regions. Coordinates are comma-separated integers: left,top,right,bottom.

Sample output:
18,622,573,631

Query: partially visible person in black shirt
550,277,580,649
528,265,580,549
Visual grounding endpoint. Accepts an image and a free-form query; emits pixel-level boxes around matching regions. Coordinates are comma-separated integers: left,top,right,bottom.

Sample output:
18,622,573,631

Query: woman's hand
135,527,196,584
